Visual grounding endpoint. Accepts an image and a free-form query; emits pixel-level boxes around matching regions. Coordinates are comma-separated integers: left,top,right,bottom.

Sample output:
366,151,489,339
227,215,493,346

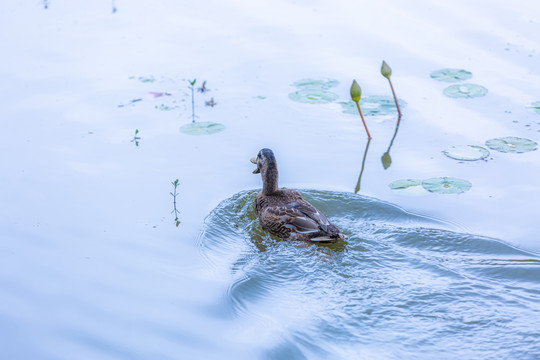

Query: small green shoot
381,60,402,118
171,179,181,227
350,80,371,139
131,129,141,147
188,79,197,123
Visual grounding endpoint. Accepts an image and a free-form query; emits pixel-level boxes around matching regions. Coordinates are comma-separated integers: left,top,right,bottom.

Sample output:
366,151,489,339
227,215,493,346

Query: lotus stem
387,78,401,118
355,101,371,139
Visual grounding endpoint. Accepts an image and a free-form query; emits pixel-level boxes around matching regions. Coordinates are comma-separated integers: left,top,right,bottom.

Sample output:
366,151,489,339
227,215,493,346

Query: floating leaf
389,179,422,190
157,104,175,111
288,90,339,104
180,122,226,135
293,78,339,90
430,69,473,82
138,76,155,83
443,145,490,161
485,137,537,153
528,101,540,114
339,96,407,116
443,84,487,98
255,95,266,100
422,177,472,194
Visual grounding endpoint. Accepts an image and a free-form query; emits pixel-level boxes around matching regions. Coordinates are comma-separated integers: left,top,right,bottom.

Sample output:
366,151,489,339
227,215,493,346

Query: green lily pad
430,69,473,82
389,179,422,190
180,122,226,135
485,137,537,153
422,177,472,194
288,90,339,104
528,101,540,114
339,96,407,116
443,145,490,161
443,84,487,98
293,78,339,90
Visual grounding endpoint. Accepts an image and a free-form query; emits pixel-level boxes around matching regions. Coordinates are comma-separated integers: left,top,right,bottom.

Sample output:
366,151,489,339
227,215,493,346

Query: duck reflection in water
252,148,345,243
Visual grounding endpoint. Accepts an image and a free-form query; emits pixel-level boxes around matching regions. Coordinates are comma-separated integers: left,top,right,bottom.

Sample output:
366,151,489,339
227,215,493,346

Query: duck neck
262,163,279,195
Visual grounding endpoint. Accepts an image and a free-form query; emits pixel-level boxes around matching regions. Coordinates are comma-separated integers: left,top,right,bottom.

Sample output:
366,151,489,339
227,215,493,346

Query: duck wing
260,200,330,237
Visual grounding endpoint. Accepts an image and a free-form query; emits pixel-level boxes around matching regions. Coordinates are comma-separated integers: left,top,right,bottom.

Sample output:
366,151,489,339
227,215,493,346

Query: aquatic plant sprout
350,80,371,139
288,89,339,104
443,84,488,98
380,60,402,117
180,122,226,135
485,137,537,153
422,177,472,194
443,145,490,161
430,68,473,82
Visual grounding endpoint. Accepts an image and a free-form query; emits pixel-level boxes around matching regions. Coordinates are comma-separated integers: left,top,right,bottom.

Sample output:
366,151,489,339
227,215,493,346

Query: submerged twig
381,60,402,118
350,80,371,139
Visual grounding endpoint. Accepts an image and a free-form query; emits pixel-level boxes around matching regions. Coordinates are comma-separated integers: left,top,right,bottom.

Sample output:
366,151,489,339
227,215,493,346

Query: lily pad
443,84,487,98
180,122,226,135
339,96,407,116
485,137,537,153
443,145,490,161
422,177,472,194
528,101,540,114
293,78,339,90
288,90,339,104
430,69,473,82
389,179,422,190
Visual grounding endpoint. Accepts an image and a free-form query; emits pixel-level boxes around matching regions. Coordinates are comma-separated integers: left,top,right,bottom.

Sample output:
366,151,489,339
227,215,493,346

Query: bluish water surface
201,190,540,359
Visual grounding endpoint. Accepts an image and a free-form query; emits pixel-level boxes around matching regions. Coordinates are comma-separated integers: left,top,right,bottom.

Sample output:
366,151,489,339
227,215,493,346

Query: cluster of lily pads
387,68,539,195
430,68,488,99
443,137,538,161
288,68,406,119
119,76,225,136
389,138,537,194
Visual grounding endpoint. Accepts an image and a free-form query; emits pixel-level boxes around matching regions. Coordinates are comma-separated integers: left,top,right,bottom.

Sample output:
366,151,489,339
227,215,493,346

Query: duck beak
250,156,260,174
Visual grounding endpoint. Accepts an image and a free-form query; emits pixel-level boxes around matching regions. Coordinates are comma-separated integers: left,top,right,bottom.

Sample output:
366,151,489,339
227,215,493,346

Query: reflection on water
354,138,371,194
381,115,402,170
200,190,540,359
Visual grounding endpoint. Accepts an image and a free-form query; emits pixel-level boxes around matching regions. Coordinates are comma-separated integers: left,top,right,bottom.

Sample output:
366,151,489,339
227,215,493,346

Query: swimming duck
252,148,345,243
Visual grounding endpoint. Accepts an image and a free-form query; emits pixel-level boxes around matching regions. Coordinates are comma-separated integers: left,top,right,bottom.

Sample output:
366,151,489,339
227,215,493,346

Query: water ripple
199,190,540,359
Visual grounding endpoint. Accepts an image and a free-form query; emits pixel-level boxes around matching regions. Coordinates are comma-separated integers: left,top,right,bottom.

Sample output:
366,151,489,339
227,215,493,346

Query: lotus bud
381,60,392,78
350,80,361,102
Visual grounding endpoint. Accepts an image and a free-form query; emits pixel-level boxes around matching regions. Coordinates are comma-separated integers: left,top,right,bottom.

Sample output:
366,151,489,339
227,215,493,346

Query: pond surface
1,0,540,359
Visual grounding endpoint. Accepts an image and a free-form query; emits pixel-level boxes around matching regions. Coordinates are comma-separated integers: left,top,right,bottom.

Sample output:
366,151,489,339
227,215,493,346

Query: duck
252,148,345,243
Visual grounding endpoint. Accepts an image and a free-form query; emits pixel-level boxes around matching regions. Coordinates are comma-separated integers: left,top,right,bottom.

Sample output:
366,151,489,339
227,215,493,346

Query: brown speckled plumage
252,148,345,243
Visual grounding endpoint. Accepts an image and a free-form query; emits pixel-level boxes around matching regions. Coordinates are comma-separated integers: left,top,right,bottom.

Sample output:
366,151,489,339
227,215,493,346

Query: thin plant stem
191,85,195,123
387,78,401,118
355,101,371,139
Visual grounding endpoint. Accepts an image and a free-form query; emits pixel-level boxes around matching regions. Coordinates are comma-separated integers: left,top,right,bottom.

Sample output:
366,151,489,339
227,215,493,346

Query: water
201,190,540,359
1,0,540,358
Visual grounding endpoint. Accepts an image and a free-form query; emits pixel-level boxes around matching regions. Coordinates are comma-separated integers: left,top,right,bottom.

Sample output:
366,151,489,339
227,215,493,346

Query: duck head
253,148,279,194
